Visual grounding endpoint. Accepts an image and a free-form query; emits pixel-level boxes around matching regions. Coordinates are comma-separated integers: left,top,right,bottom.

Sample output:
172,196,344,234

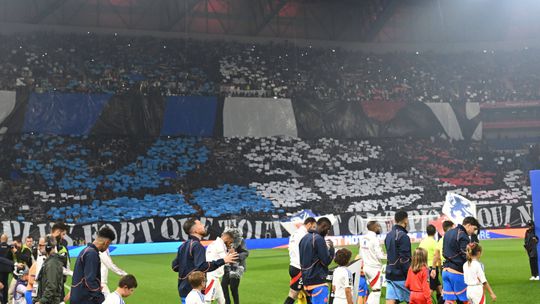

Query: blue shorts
181,297,185,304
442,270,468,301
358,275,369,297
306,285,329,304
385,280,410,302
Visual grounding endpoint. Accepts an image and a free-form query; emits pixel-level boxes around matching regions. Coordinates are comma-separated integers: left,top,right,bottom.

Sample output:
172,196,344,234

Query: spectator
70,227,116,304
0,235,12,304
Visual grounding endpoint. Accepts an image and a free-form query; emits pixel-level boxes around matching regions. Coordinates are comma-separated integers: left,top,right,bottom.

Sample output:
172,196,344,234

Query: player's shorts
364,265,383,290
289,266,304,291
204,276,224,302
442,269,468,301
358,275,369,297
429,267,441,290
385,280,410,302
467,285,486,304
305,284,329,304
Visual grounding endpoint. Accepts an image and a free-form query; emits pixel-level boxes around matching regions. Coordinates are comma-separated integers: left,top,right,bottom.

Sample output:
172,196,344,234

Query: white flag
443,192,476,224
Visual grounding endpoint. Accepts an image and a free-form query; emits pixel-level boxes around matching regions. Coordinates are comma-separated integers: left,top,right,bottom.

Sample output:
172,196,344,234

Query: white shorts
467,285,485,304
332,297,348,304
204,276,224,304
363,265,383,290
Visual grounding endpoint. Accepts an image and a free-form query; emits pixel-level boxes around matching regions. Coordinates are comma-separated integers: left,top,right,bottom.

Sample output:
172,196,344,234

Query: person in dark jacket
221,228,249,304
70,227,116,304
384,210,411,304
442,216,479,304
524,220,539,280
35,234,64,304
299,217,334,304
172,219,238,304
0,234,12,304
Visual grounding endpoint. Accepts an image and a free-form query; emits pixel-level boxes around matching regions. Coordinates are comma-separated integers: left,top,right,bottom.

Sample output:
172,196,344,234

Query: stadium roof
2,0,540,43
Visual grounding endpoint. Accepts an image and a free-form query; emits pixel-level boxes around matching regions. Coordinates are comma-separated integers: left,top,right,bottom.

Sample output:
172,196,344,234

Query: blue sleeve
193,242,225,273
315,236,334,266
458,233,470,259
172,247,180,272
399,235,412,271
84,252,104,303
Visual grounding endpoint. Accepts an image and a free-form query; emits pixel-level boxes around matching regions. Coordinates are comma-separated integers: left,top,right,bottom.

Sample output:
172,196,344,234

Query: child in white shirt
463,243,496,304
102,274,137,304
332,248,354,304
186,271,206,304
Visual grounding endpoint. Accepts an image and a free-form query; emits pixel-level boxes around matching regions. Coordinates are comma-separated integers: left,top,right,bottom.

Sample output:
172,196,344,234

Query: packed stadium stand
0,33,538,234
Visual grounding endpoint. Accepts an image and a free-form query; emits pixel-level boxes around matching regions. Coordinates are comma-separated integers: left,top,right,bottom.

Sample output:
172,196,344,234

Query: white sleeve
101,252,128,276
16,284,26,295
101,294,117,304
476,262,487,284
373,238,387,260
343,270,352,288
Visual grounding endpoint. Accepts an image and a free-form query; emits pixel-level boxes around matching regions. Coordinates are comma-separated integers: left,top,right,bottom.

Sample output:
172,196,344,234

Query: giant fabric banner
223,97,298,137
23,92,111,135
0,91,16,127
2,203,531,245
160,96,217,136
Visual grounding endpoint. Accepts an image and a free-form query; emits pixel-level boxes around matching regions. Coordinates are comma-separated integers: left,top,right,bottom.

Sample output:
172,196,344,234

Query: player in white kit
284,217,317,304
358,221,386,304
463,243,496,304
205,231,235,304
100,248,128,296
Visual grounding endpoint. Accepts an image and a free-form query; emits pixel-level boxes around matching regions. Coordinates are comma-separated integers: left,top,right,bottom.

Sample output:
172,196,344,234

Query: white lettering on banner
160,217,180,240
273,221,282,238
348,215,363,235
478,230,491,239
489,206,504,227
238,219,252,239
37,223,48,238
477,208,492,227
83,223,100,244
178,218,190,241
64,224,75,246
119,222,136,244
517,204,532,224
332,215,341,236
505,205,512,226
254,221,262,239
138,219,155,243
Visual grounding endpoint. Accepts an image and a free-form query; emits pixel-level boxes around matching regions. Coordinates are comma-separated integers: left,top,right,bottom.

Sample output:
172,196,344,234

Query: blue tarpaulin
23,92,111,135
160,96,217,137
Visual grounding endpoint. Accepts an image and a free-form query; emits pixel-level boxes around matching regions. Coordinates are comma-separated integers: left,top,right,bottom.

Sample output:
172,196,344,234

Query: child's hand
490,292,497,301
430,269,436,279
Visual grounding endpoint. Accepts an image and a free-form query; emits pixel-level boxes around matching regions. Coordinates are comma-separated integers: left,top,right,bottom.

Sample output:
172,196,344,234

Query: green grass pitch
66,238,536,303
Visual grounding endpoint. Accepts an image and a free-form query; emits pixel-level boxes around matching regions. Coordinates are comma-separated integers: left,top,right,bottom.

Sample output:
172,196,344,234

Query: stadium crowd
0,133,530,225
2,33,540,103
